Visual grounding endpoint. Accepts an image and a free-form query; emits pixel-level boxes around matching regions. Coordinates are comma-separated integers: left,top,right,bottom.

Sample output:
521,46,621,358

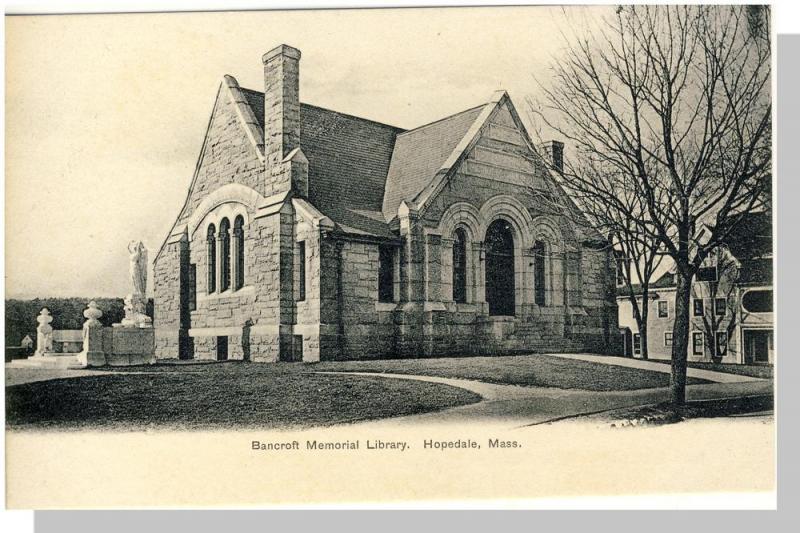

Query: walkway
320,367,771,428
546,353,763,383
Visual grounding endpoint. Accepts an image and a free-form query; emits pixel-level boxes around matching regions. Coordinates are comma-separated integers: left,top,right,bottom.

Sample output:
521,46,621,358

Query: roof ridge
397,103,487,137
301,102,405,131
238,86,405,131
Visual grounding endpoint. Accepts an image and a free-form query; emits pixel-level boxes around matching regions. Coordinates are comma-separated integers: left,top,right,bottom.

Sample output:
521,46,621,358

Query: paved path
319,370,772,429
547,353,763,383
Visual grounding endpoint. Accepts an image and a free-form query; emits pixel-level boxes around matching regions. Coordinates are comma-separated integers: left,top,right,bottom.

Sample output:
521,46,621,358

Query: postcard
4,4,775,508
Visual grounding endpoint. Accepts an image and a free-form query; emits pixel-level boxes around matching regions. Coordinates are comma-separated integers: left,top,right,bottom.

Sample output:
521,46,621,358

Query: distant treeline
4,298,154,347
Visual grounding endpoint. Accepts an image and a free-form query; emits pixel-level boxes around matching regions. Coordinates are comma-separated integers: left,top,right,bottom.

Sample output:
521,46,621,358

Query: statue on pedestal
34,308,53,356
119,240,152,328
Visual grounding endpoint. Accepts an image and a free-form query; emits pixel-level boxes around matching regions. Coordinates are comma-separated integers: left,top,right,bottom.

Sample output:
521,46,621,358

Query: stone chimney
262,44,307,196
541,140,564,174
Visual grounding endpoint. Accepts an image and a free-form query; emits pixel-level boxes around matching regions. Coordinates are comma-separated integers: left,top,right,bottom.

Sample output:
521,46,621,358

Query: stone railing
31,303,155,367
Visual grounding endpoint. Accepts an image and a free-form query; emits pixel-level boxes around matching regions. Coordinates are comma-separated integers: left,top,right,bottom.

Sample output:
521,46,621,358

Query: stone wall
154,238,184,359
317,238,396,360
154,64,618,362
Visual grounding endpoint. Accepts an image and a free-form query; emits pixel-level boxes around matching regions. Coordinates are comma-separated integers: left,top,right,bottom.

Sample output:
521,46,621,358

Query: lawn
315,354,710,391
5,362,481,431
675,361,773,379
591,394,774,427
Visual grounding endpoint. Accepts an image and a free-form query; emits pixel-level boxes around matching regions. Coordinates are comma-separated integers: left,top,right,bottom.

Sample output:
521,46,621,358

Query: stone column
551,250,565,307
216,233,225,293
440,237,454,302
232,227,242,290
473,242,486,306
34,308,53,357
425,233,442,302
77,301,106,367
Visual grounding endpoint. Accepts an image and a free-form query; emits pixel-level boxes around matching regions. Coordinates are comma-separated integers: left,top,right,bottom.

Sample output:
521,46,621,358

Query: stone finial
34,307,54,356
79,301,106,367
83,301,103,327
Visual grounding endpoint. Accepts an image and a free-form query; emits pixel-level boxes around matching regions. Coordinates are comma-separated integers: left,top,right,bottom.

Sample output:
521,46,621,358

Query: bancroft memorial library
153,44,620,363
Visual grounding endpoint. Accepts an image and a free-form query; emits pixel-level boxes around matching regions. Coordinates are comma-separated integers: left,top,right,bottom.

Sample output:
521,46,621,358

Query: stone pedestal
120,293,152,328
77,301,106,367
108,326,156,365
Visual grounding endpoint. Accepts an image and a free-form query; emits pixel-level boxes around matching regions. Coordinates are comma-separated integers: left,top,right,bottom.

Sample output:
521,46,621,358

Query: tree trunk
640,289,649,360
670,269,693,405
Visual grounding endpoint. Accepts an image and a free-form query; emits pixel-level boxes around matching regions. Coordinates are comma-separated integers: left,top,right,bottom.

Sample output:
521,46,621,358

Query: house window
658,300,669,318
692,332,705,356
233,215,245,290
485,219,515,316
693,299,705,317
697,266,718,282
219,218,231,292
715,297,727,316
533,240,546,306
206,224,216,294
633,333,642,355
298,241,306,302
715,332,728,357
742,289,773,313
378,244,395,303
664,332,673,347
452,228,467,304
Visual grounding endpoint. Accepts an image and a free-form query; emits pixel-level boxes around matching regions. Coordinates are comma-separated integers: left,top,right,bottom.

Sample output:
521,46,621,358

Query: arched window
533,240,546,306
452,228,468,304
206,224,217,293
233,215,245,290
485,219,515,316
219,218,231,292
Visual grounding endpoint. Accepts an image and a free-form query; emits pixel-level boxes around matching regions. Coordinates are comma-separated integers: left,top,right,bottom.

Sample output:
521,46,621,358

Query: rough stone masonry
153,44,620,363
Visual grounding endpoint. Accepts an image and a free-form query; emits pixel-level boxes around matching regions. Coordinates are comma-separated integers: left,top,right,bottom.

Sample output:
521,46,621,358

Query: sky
4,5,611,299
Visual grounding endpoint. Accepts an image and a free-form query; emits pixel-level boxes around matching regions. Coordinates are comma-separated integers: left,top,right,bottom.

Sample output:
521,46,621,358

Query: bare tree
532,5,771,404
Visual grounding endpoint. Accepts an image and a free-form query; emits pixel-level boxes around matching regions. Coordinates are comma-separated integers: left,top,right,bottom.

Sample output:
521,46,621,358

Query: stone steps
6,354,84,370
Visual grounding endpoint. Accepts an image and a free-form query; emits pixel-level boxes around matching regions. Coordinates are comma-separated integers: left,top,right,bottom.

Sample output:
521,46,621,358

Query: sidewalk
547,353,764,383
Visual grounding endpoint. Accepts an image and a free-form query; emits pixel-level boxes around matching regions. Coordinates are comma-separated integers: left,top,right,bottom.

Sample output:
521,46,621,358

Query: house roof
616,212,773,296
381,105,485,220
722,211,773,262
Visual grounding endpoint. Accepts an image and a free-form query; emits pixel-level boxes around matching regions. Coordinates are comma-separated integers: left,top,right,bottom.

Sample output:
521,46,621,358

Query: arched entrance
485,219,515,316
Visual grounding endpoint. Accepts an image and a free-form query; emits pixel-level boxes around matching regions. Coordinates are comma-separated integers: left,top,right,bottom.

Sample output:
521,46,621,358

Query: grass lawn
5,362,481,431
646,360,774,379
593,394,774,427
315,354,710,391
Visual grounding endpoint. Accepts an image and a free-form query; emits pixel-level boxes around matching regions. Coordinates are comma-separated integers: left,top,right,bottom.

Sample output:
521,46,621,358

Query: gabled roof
382,105,485,220
201,83,586,240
